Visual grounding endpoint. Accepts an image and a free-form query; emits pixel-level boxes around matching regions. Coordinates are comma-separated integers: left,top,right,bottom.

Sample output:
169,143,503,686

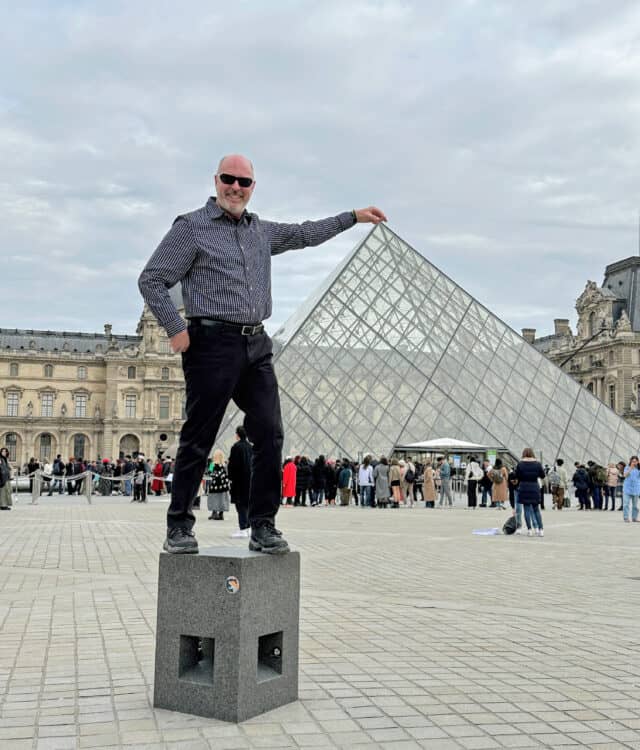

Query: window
75,394,87,418
41,393,54,417
609,384,616,411
6,393,19,417
44,364,53,378
159,394,170,420
159,340,171,353
78,366,87,380
73,434,86,459
587,382,594,393
181,397,187,420
125,394,136,418
9,362,18,377
39,434,52,461
127,366,136,379
161,367,170,381
5,433,17,461
609,350,615,366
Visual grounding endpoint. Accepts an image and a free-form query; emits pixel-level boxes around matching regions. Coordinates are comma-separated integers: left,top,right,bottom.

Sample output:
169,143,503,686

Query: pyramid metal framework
217,224,640,465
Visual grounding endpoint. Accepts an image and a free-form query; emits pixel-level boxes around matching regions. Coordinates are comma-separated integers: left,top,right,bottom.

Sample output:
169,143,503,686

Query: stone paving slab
0,495,639,749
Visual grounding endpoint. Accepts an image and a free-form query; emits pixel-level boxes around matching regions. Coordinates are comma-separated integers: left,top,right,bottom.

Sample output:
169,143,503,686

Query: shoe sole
163,540,199,554
248,540,290,555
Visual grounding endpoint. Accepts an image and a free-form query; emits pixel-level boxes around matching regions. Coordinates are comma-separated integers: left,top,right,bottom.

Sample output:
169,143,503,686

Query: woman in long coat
207,449,230,520
373,456,390,508
151,460,165,496
423,461,436,508
282,458,296,506
491,458,509,509
0,447,13,510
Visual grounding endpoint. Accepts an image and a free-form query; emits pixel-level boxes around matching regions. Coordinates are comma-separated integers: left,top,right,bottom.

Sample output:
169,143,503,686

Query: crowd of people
2,446,639,530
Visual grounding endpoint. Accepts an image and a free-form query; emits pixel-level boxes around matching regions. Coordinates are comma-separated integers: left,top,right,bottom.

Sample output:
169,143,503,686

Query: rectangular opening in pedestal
257,631,283,683
179,635,215,686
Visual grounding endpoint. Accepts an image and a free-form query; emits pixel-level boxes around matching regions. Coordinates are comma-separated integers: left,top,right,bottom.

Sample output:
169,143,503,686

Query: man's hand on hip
354,206,387,224
170,330,190,353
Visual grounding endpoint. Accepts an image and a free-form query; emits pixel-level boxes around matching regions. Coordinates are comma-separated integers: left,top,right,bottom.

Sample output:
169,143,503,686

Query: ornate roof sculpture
216,224,640,465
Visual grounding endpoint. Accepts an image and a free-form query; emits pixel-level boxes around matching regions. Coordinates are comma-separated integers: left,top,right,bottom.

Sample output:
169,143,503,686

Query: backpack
595,466,607,485
491,468,504,484
405,467,415,483
502,516,517,535
548,469,561,488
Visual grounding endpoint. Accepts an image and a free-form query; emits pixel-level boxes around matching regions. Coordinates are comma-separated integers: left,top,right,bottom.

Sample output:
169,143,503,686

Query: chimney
521,328,536,344
554,318,570,336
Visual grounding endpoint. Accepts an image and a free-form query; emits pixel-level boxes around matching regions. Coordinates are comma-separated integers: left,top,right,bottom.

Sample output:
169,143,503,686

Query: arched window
73,434,86,460
39,434,52,461
5,433,17,461
127,366,136,380
9,362,18,377
161,367,170,381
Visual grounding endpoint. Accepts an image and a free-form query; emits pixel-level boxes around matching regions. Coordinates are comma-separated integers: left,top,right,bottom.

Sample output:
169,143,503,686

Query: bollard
153,547,300,722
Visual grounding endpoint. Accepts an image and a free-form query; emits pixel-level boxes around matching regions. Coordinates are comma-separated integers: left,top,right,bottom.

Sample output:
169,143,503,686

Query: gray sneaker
163,527,199,554
249,523,290,555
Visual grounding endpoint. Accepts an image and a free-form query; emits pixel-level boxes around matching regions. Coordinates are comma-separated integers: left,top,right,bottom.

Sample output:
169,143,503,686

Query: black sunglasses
218,173,254,188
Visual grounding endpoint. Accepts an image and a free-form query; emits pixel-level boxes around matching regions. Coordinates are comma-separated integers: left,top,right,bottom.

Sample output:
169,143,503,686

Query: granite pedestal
153,547,300,722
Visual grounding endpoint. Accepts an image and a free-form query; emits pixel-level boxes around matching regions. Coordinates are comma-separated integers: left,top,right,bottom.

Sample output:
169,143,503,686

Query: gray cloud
1,1,640,339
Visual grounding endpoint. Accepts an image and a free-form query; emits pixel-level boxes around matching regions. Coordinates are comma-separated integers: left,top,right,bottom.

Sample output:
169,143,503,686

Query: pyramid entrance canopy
217,223,640,467
394,438,506,454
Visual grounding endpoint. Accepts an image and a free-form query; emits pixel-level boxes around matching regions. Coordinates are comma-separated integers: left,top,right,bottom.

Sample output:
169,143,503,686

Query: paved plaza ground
0,493,639,750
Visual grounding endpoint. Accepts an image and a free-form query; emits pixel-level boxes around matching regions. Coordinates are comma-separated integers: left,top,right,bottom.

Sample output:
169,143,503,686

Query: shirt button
240,245,244,250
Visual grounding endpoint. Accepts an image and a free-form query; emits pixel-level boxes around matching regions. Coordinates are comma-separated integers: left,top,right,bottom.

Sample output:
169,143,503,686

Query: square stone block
153,547,300,722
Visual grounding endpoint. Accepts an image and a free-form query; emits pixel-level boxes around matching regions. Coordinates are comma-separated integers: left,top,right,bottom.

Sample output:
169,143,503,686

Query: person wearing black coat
311,455,327,506
295,457,312,506
515,448,546,536
325,461,338,505
572,464,591,510
227,426,253,536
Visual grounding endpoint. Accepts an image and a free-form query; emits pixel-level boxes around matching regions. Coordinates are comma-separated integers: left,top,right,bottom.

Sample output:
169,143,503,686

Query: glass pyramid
217,224,640,466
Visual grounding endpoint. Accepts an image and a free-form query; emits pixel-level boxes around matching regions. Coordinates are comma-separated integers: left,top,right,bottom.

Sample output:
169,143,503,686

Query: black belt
189,318,265,336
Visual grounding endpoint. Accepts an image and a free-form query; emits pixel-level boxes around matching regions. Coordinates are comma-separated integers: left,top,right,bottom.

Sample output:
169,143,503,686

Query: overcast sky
3,1,640,339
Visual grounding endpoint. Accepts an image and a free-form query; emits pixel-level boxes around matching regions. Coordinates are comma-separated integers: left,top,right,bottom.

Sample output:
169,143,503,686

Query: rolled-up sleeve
138,219,199,337
264,211,356,256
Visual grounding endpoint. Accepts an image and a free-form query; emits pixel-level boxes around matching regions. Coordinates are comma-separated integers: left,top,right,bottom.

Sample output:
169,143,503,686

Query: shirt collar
206,196,252,224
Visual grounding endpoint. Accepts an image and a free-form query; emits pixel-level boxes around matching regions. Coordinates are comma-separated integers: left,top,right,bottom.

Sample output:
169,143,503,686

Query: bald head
217,154,254,177
214,154,256,218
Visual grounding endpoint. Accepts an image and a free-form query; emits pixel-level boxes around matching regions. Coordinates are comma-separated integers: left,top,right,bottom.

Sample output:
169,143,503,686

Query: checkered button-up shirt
138,197,356,337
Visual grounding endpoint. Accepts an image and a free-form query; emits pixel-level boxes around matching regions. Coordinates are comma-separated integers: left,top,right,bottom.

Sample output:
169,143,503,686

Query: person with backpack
587,461,606,510
490,458,508,510
337,460,352,507
548,461,566,510
604,462,619,511
0,447,12,510
400,458,416,507
49,454,65,496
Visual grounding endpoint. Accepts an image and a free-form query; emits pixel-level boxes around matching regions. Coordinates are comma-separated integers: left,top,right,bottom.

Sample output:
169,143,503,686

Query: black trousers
167,325,283,533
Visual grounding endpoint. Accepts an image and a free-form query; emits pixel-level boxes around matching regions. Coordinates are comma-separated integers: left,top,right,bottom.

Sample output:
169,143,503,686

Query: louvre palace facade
0,303,185,467
2,225,640,469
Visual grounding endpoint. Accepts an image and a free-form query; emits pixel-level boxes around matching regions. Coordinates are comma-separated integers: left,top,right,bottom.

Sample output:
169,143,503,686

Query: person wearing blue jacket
622,455,640,523
515,448,546,537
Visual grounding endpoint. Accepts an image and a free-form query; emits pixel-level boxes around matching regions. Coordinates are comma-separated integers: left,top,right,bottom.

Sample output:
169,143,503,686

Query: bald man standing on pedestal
139,154,386,555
